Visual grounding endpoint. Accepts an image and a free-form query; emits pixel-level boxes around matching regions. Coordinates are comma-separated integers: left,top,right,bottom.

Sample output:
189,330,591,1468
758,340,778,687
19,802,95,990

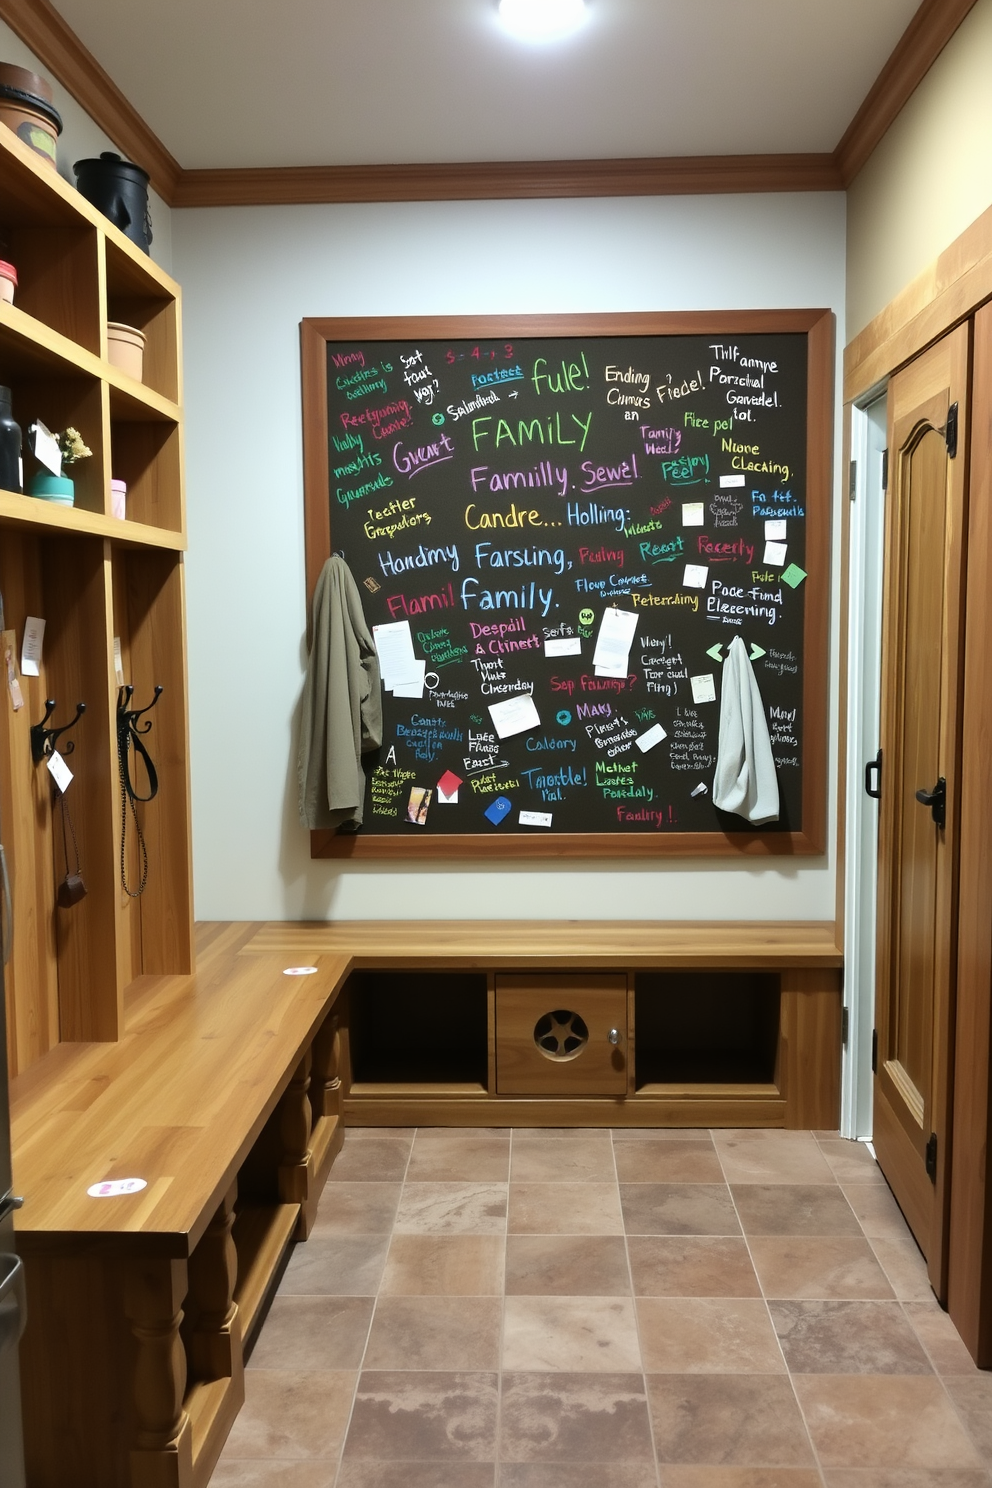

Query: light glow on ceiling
497,0,588,43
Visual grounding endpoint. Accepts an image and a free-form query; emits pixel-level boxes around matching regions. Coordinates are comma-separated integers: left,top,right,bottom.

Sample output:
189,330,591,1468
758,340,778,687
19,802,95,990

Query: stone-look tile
613,1140,725,1184
329,1140,411,1183
416,1127,510,1139
336,1466,496,1488
944,1373,992,1458
246,1296,373,1372
823,1473,992,1488
637,1298,785,1374
731,1185,861,1237
817,1139,886,1185
620,1184,741,1236
345,1128,417,1142
310,1182,402,1236
903,1300,981,1375
406,1135,510,1183
503,1296,642,1372
628,1237,759,1297
869,1232,935,1300
343,1371,499,1461
612,1129,714,1142
714,1131,836,1186
514,1127,613,1141
278,1235,389,1296
842,1181,916,1241
394,1182,507,1235
660,1472,825,1488
210,1463,339,1486
363,1295,502,1371
510,1138,617,1183
379,1234,504,1296
505,1234,631,1295
646,1374,815,1466
502,1467,659,1488
769,1299,932,1374
792,1374,985,1469
221,1370,357,1459
509,1182,624,1235
748,1236,894,1300
500,1372,655,1463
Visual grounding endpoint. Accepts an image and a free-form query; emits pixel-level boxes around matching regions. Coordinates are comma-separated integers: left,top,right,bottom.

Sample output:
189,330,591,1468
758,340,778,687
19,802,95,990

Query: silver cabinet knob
607,1028,622,1045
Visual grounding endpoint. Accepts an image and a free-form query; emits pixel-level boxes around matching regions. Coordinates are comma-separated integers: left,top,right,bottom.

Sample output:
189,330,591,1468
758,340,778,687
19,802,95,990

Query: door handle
0,1253,27,1353
864,750,882,800
915,776,946,829
607,1028,622,1046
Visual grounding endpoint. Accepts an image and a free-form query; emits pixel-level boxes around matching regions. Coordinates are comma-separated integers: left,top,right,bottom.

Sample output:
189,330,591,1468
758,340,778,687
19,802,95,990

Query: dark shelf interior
348,971,489,1085
634,971,780,1086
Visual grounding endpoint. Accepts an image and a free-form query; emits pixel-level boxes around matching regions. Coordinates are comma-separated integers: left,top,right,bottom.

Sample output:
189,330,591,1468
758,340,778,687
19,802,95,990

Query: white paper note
720,474,746,488
681,502,704,526
46,749,73,793
764,519,787,541
763,541,788,567
437,784,459,804
391,659,427,699
518,810,553,828
682,564,708,590
691,673,717,704
635,722,667,753
592,607,638,677
544,636,582,658
30,421,62,477
690,782,708,797
373,620,419,688
488,693,540,740
113,636,125,687
21,615,45,676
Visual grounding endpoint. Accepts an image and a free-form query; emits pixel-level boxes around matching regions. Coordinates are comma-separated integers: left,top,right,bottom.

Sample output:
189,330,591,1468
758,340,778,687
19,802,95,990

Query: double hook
31,699,86,764
117,683,163,735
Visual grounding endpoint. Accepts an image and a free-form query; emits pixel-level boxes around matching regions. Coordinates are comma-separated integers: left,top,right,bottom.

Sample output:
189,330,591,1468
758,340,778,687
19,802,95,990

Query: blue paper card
484,795,512,826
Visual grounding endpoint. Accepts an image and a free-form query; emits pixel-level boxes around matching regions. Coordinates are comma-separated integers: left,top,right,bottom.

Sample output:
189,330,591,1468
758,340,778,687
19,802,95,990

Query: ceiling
48,0,924,172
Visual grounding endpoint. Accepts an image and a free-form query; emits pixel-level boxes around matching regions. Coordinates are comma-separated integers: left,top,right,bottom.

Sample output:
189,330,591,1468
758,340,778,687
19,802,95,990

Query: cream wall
173,192,846,921
846,0,992,337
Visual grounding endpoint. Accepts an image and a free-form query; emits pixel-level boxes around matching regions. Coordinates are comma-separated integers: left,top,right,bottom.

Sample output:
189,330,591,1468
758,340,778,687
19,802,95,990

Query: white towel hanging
712,635,780,824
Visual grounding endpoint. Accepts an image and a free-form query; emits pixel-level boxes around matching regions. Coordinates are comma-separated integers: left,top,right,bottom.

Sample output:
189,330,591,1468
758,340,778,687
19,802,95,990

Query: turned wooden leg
187,1181,242,1382
125,1257,193,1488
278,1050,313,1208
310,1012,342,1120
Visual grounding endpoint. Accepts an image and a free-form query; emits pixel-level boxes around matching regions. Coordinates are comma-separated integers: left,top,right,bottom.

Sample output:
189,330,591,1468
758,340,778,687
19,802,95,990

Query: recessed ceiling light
497,0,588,43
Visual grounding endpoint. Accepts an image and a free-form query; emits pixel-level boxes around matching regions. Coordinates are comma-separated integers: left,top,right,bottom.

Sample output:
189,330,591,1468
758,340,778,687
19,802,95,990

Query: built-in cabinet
0,122,192,1078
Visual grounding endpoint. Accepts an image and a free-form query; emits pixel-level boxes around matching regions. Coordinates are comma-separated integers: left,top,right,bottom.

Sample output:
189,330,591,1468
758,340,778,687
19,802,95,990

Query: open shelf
232,1201,299,1343
633,971,781,1088
348,970,490,1086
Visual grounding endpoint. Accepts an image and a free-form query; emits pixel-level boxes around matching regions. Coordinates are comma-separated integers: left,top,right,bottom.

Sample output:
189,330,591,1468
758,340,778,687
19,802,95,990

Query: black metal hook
117,684,163,735
31,699,86,764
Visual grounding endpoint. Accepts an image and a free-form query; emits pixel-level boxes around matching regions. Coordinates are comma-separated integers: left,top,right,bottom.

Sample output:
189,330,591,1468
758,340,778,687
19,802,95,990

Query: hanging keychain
57,788,86,906
117,684,162,898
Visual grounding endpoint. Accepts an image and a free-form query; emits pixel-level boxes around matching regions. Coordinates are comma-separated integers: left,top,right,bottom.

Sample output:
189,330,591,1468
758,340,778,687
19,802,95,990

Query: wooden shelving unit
0,121,192,1077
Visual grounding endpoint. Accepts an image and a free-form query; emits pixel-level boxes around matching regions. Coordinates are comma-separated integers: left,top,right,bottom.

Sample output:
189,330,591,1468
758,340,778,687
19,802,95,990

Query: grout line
611,1127,664,1488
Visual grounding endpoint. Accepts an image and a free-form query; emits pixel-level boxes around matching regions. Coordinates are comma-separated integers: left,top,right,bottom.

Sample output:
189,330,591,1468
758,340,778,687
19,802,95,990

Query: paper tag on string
30,420,62,477
113,636,125,687
2,630,22,711
21,616,44,676
46,749,73,793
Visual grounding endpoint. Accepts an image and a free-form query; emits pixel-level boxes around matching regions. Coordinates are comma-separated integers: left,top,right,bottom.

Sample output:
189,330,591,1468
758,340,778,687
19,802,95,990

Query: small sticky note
781,564,807,589
720,474,745,488
544,636,581,658
681,502,704,526
86,1178,147,1198
489,693,540,740
763,541,788,567
46,749,73,793
519,810,552,828
690,782,708,798
690,673,716,704
392,660,427,699
635,722,667,752
21,615,45,676
764,519,787,541
682,564,708,589
484,795,512,826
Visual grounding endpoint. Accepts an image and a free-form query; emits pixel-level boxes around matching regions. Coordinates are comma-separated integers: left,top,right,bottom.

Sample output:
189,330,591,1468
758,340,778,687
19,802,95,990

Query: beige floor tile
943,1373,992,1458
510,1138,617,1182
394,1182,507,1235
903,1300,982,1375
345,1128,417,1143
379,1234,504,1295
842,1181,916,1241
343,1371,499,1461
310,1183,403,1237
500,1372,655,1463
769,1299,932,1374
220,1370,357,1459
660,1472,824,1488
627,1237,759,1297
817,1139,886,1185
614,1140,725,1184
611,1130,714,1142
646,1373,815,1467
620,1183,740,1236
502,1295,642,1372
246,1296,373,1372
637,1298,785,1373
514,1128,614,1141
869,1232,934,1300
793,1373,985,1469
210,1464,338,1486
509,1182,624,1235
749,1235,894,1300
505,1234,631,1295
822,1472,992,1488
329,1141,412,1183
502,1466,658,1487
336,1467,496,1488
714,1131,836,1185
731,1185,861,1237
406,1135,510,1183
364,1295,502,1371
278,1235,390,1296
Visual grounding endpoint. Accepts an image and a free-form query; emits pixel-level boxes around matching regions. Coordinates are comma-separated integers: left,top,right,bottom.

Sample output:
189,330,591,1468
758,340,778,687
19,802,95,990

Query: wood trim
312,829,822,860
834,0,981,186
172,154,842,208
0,0,181,202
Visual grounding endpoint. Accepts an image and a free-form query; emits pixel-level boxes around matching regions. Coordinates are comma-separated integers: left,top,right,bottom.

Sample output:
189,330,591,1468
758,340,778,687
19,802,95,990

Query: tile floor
211,1127,992,1487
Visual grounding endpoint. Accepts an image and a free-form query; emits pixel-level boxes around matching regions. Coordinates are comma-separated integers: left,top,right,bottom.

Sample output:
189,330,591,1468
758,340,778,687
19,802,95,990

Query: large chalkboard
301,313,832,858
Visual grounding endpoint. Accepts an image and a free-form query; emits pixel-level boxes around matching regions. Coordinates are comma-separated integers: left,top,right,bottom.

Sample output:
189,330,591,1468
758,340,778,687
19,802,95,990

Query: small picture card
719,474,746,488
406,785,432,824
488,693,540,740
30,420,62,477
690,782,708,798
681,501,704,526
21,615,45,676
437,769,462,804
764,518,787,541
690,673,717,704
682,564,708,589
363,576,381,593
544,636,581,658
635,722,667,753
518,810,552,828
781,563,807,589
46,749,73,794
763,541,788,567
484,795,512,826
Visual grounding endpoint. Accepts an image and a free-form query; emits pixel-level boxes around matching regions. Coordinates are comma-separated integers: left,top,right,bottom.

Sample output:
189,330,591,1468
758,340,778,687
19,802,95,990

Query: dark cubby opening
634,971,780,1086
348,971,489,1085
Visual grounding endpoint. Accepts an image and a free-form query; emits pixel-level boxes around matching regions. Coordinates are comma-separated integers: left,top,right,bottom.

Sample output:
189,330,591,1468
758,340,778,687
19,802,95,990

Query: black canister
0,386,22,493
74,152,153,254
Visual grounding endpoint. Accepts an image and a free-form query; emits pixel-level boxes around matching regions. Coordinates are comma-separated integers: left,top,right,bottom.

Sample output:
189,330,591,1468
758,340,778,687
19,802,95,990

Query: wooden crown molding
0,0,976,208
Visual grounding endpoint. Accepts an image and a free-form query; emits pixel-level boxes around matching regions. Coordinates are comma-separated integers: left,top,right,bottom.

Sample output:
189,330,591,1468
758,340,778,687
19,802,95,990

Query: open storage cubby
633,971,781,1088
347,970,489,1088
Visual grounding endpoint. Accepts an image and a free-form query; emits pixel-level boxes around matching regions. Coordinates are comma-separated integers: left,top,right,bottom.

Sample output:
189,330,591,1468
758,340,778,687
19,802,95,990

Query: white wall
173,191,846,921
846,0,992,337
0,18,171,270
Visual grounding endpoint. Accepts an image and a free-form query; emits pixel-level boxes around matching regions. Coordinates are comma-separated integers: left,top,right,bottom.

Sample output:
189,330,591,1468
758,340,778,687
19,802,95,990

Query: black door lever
915,776,946,829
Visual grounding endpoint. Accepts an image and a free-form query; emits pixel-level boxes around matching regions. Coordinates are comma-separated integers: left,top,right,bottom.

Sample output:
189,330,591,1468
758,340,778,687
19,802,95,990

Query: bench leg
125,1257,193,1488
188,1181,243,1382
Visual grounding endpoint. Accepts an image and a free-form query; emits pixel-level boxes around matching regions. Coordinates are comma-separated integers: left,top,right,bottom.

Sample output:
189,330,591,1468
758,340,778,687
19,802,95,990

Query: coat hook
117,683,163,735
31,699,86,764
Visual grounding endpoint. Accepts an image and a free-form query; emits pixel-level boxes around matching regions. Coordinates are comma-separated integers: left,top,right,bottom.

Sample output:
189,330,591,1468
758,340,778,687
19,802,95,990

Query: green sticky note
781,564,807,589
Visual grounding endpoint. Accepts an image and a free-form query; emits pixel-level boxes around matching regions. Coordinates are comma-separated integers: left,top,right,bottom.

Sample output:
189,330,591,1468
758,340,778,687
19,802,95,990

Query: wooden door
495,975,627,1095
873,324,969,1299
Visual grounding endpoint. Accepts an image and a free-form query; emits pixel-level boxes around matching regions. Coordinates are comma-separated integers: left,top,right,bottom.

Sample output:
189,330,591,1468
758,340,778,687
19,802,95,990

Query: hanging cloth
712,635,779,825
298,554,382,832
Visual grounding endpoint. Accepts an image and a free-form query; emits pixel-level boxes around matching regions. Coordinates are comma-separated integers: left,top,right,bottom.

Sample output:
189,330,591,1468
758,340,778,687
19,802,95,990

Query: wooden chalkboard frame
300,310,833,859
